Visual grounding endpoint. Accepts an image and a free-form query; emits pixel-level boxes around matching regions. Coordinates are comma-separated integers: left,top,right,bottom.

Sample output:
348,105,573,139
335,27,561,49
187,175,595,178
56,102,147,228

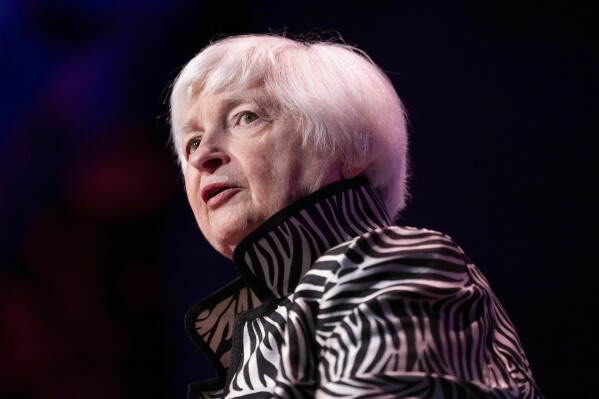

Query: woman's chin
206,225,254,258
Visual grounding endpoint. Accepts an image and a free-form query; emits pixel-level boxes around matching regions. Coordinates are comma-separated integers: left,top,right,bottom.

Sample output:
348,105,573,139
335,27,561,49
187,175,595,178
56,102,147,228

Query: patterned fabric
185,176,543,398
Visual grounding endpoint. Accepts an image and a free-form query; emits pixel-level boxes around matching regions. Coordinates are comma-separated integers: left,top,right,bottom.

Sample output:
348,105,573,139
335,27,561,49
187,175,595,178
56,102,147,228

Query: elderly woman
170,34,542,399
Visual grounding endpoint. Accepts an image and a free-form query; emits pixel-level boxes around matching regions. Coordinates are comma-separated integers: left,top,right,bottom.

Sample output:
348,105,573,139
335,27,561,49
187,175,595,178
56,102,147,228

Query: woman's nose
188,143,230,174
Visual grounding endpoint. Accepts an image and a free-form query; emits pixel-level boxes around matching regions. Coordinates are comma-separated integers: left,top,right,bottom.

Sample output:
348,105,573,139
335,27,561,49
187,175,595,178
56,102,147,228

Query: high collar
232,176,392,301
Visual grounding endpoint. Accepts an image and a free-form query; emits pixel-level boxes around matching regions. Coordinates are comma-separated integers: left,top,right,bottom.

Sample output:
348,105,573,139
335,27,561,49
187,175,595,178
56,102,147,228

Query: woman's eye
236,112,258,126
186,138,201,156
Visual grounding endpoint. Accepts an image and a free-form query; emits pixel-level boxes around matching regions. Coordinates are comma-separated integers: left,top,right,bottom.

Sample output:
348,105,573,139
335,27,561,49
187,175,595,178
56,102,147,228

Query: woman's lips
202,183,241,209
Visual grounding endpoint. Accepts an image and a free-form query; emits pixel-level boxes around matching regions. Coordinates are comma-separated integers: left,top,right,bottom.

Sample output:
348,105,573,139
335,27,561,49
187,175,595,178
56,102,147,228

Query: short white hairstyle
170,34,409,217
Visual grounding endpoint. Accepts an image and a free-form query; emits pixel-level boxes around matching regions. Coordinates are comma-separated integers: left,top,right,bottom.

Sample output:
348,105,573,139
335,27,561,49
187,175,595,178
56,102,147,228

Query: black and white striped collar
232,176,392,301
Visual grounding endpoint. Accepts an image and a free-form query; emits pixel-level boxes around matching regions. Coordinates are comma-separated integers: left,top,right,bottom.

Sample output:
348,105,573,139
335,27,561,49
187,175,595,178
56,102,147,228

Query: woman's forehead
194,82,270,101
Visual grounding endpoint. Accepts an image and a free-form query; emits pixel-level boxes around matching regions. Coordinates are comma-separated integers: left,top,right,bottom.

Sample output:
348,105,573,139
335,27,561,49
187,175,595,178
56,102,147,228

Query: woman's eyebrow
220,87,269,109
182,121,199,134
221,96,249,110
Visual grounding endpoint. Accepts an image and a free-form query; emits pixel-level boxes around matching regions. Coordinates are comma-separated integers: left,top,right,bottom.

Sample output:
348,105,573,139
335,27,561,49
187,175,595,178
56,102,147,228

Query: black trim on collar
234,176,369,259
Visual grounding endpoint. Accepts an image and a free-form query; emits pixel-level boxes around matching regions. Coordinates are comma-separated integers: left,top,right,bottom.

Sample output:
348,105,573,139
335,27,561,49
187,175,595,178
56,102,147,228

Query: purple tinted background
0,1,595,398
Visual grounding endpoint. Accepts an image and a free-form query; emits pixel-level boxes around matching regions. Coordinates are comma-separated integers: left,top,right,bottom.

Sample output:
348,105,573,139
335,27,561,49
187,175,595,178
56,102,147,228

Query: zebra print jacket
185,176,542,399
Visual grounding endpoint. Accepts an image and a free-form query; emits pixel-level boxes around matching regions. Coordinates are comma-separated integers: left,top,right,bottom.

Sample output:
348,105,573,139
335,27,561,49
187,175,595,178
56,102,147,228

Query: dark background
1,1,596,398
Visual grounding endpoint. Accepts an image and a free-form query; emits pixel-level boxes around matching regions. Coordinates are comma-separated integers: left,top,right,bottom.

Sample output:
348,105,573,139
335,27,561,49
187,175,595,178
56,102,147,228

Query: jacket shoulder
305,226,471,285
293,225,476,327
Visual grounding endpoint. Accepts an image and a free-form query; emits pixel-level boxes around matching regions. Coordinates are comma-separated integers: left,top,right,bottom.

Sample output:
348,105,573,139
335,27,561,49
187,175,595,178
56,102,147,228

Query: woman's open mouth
202,184,241,209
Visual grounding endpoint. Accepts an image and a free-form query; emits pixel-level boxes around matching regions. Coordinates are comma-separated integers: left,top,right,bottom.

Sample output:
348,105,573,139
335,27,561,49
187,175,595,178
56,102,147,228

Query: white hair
170,34,409,217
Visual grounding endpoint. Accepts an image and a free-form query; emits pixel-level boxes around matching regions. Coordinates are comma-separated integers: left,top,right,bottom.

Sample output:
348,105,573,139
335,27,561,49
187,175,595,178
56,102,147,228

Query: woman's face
181,88,341,258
